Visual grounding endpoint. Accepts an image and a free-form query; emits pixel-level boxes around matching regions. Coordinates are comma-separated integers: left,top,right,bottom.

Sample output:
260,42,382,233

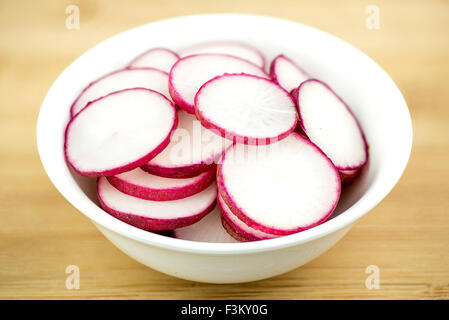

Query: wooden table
1,0,448,299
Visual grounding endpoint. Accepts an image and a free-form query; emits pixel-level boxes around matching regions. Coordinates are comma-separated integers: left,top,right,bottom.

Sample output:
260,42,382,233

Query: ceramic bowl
37,14,412,283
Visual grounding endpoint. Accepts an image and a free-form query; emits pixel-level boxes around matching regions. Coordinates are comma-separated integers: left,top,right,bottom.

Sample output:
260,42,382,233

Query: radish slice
97,176,217,231
339,168,360,184
65,88,177,177
221,216,252,242
294,79,368,170
218,194,277,241
70,68,171,117
169,54,268,114
218,133,341,235
107,167,215,201
128,48,180,73
142,110,233,178
174,204,239,243
195,74,297,145
178,41,265,68
270,54,309,93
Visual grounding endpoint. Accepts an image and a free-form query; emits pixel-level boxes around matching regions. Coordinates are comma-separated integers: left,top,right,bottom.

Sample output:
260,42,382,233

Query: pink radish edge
340,168,361,184
194,73,298,145
141,141,232,179
64,88,178,177
141,162,216,179
168,54,269,114
217,132,342,236
220,215,252,242
69,67,169,118
293,79,369,171
106,168,215,201
97,178,217,231
217,195,270,242
269,54,309,90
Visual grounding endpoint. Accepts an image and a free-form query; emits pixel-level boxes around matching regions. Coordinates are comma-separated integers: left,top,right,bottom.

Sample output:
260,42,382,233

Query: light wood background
1,0,448,299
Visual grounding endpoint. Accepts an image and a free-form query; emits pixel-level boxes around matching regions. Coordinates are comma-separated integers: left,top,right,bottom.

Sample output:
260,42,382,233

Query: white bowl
37,14,412,283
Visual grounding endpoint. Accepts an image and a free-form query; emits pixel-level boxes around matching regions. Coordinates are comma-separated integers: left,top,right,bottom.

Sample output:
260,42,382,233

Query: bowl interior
37,14,412,253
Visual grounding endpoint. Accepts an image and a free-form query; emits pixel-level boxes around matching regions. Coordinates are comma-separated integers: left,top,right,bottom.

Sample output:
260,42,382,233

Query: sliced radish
218,194,277,241
339,168,360,184
178,41,265,68
195,74,297,145
70,68,170,117
142,110,233,178
270,54,309,93
294,79,368,170
128,48,180,73
65,88,177,177
97,176,217,231
107,167,215,201
174,204,239,243
221,216,252,243
218,133,341,235
169,54,268,114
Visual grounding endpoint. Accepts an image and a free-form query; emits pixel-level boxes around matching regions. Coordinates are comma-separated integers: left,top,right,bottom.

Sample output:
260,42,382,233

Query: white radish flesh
174,204,239,243
218,133,341,235
128,48,180,73
97,176,217,231
169,54,268,114
195,74,297,145
71,68,171,117
294,79,368,170
107,167,215,201
142,109,233,178
178,41,265,68
65,88,177,177
270,54,309,93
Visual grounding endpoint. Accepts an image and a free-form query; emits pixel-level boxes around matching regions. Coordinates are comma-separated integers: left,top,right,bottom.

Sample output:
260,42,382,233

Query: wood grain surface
1,0,448,299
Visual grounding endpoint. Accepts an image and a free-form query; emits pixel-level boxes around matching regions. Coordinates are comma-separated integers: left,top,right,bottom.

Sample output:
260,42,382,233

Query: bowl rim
36,13,413,255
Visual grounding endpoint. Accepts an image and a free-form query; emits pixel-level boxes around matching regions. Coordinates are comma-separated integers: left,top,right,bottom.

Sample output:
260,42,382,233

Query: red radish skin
142,110,233,178
169,54,269,114
218,194,277,241
339,168,361,184
174,204,239,243
106,167,215,201
217,133,341,236
194,74,297,145
221,216,252,242
178,41,265,69
128,48,180,73
97,177,217,231
270,54,309,93
65,88,177,177
294,79,368,171
70,67,171,117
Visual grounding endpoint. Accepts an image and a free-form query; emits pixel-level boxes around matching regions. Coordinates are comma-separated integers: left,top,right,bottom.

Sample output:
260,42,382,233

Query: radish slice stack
64,42,368,241
107,167,215,201
218,195,277,241
98,177,217,231
218,133,341,236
